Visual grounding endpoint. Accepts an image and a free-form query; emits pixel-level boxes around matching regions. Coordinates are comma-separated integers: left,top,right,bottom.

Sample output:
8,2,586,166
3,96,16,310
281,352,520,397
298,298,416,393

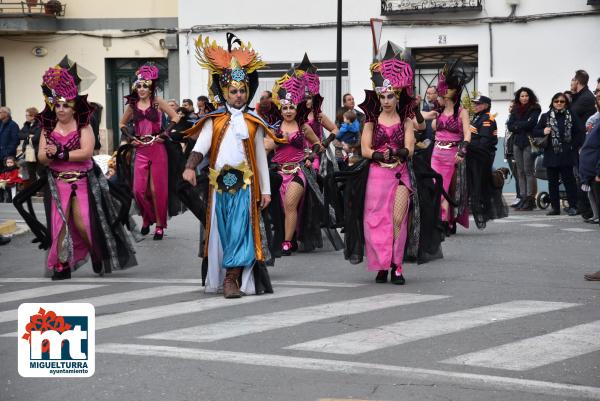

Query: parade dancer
431,58,473,236
182,33,283,298
267,66,324,256
118,64,180,240
357,41,419,285
14,57,137,280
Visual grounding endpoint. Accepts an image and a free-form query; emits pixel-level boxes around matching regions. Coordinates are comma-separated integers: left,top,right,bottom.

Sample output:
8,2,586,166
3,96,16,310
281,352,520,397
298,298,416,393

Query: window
411,46,478,99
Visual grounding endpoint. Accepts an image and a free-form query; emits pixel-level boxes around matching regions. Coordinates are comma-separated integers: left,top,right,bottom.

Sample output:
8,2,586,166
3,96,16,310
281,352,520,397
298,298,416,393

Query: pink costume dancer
358,40,417,285
47,130,93,270
120,64,179,240
272,128,307,219
363,122,412,274
431,110,469,227
131,103,169,231
430,58,473,231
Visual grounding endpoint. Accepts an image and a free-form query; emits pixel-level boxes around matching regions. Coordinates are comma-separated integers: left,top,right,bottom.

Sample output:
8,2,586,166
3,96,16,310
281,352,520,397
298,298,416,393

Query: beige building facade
0,0,179,152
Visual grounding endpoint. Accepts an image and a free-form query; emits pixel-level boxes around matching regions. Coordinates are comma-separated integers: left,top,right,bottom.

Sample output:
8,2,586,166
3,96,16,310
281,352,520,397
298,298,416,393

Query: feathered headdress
272,53,320,109
195,32,265,107
369,41,414,96
125,63,160,106
436,58,473,101
38,55,95,133
359,42,415,123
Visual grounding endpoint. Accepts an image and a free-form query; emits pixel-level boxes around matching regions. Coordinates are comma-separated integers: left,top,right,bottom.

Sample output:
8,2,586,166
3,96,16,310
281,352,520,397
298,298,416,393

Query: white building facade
178,0,600,131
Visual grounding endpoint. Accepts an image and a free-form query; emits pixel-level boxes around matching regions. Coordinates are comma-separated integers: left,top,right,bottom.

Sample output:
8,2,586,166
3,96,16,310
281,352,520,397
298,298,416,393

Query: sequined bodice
133,103,162,135
372,122,404,151
272,129,305,164
436,110,464,142
48,130,93,172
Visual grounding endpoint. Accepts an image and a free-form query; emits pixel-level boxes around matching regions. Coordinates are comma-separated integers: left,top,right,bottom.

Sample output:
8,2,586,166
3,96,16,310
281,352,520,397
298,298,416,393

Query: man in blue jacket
0,107,19,163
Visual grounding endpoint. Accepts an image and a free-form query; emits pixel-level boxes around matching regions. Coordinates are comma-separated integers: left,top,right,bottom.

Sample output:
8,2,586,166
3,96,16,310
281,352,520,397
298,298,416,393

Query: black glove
391,147,409,162
54,145,69,161
457,140,469,158
185,151,204,170
163,120,178,137
322,133,336,148
371,151,385,162
414,107,424,124
312,143,321,154
120,126,132,140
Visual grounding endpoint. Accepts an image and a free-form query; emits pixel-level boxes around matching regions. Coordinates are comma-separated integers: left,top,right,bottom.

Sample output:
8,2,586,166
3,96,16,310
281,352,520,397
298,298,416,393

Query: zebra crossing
1,279,599,399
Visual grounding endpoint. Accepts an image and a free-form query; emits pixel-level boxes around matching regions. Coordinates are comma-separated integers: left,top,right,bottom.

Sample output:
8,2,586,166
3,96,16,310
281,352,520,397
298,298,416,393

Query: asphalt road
0,202,599,401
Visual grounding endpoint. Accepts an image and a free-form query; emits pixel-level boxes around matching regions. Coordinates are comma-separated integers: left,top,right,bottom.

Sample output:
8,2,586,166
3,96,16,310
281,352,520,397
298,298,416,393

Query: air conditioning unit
488,82,514,101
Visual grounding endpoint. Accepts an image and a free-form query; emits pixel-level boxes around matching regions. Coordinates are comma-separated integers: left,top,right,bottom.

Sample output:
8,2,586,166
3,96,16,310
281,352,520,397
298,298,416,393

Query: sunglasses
135,83,150,89
553,100,566,104
229,88,247,95
378,93,396,101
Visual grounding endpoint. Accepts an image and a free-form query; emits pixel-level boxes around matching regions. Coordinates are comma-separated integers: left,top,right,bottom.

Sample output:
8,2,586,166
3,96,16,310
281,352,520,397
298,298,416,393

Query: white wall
178,1,600,133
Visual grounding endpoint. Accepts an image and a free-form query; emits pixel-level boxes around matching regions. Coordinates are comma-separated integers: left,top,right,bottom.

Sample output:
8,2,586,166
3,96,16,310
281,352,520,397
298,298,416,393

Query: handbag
529,135,548,154
25,143,36,162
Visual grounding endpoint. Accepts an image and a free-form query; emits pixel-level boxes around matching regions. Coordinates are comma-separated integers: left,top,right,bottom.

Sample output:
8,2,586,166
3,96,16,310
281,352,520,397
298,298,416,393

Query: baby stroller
534,153,568,209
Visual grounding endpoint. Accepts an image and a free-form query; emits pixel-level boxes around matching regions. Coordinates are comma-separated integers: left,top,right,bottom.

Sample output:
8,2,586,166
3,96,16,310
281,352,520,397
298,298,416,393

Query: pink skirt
363,162,412,273
431,146,469,227
133,142,168,228
47,177,92,269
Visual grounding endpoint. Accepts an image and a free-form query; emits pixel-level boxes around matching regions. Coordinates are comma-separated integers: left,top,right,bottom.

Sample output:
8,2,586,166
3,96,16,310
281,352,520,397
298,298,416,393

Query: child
336,110,362,166
0,156,23,202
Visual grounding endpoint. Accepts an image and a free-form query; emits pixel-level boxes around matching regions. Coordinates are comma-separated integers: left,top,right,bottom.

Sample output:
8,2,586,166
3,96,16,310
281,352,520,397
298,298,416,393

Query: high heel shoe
390,264,405,285
51,264,71,281
153,227,164,240
141,225,150,235
375,270,388,283
282,241,292,256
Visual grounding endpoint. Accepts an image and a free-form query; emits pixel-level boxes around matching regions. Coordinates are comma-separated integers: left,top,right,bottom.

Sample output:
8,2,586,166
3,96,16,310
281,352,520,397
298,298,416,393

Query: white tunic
191,113,271,294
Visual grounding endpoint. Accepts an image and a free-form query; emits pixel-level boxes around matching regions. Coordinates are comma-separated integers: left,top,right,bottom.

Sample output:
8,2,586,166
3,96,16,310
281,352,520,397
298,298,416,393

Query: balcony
0,1,66,33
0,0,66,16
381,0,483,15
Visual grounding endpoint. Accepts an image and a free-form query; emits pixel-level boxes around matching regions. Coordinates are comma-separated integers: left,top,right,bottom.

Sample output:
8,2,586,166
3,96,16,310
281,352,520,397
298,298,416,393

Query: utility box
488,82,514,101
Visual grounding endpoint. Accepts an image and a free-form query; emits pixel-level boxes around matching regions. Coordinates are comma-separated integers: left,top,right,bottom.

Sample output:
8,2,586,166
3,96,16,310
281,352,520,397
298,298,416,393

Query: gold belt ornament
52,170,88,183
435,141,458,150
208,161,253,193
376,157,400,169
279,162,301,175
136,134,159,145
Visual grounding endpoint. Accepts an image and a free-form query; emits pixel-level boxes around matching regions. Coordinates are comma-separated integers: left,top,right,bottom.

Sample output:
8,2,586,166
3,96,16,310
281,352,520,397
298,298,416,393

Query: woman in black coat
533,92,585,215
18,107,41,182
506,87,541,211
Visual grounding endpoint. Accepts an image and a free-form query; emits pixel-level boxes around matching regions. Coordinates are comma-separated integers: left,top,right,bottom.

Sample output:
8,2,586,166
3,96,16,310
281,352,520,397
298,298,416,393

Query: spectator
163,99,180,129
0,156,23,202
533,92,585,216
18,107,41,183
182,98,196,114
504,100,522,207
196,95,215,118
584,78,600,133
570,70,596,123
506,87,542,211
579,123,600,225
336,93,365,128
0,107,19,162
335,109,361,165
422,86,438,142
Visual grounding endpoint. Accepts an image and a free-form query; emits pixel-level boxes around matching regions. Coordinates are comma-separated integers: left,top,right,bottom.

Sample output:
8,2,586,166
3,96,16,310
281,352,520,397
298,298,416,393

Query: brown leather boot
223,267,243,298
584,271,600,281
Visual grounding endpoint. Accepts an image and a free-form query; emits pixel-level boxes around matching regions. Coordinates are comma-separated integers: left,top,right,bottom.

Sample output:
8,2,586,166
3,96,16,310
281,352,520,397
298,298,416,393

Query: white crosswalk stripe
0,286,325,337
285,300,579,355
141,292,449,343
561,228,595,233
0,285,200,323
0,284,105,304
442,320,600,371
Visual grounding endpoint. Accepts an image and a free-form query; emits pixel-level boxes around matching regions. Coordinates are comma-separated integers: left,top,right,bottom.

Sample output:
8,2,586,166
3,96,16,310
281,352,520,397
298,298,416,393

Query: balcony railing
0,1,66,17
381,0,483,15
